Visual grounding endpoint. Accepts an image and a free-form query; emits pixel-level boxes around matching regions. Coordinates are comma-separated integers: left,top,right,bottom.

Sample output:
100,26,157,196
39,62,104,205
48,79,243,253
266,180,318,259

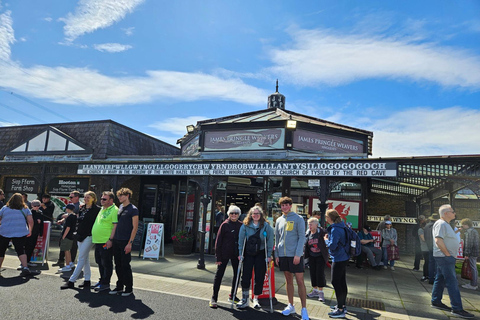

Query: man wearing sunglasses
91,191,118,292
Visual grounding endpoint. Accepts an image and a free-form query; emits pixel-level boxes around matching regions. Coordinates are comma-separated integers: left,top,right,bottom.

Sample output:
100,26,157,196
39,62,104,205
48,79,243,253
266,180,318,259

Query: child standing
58,204,77,272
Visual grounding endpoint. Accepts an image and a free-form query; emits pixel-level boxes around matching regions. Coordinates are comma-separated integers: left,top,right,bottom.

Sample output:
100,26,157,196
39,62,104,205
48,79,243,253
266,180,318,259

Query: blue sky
0,0,479,157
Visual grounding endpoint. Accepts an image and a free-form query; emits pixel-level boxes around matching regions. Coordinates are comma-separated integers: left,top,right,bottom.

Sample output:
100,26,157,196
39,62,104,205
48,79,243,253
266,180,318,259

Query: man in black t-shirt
109,188,139,297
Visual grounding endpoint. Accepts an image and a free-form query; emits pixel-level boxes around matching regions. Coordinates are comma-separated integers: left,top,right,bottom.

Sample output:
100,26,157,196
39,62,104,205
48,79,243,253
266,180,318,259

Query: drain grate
345,298,385,311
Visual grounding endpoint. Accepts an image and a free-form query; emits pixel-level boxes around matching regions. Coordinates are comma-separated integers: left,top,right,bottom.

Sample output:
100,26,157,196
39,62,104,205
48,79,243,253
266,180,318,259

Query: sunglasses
229,212,239,215
100,198,108,201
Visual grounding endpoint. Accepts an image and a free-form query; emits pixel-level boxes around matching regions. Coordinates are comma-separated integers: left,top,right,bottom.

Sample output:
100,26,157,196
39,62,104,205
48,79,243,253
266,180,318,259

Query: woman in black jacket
209,205,242,308
61,191,100,289
25,200,44,265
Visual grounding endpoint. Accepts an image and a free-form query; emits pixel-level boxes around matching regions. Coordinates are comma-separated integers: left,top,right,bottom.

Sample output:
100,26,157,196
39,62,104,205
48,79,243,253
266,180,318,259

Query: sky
0,0,479,157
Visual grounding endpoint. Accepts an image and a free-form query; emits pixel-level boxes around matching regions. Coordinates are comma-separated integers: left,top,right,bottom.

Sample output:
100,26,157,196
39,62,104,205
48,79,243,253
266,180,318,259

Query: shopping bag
387,244,400,260
461,259,472,280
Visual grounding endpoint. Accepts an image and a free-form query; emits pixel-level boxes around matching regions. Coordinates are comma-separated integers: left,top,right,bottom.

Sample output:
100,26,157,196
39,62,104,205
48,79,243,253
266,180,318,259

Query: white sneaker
252,298,261,309
383,266,388,270
307,289,319,298
390,266,395,271
462,284,478,290
318,290,325,302
282,304,296,316
301,307,310,320
59,265,72,272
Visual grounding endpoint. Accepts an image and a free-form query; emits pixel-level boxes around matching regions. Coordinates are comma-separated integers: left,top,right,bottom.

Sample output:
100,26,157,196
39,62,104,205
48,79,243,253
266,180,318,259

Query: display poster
181,135,200,156
47,178,89,194
30,221,51,265
133,218,154,254
142,223,164,259
186,194,195,229
370,230,382,249
293,129,364,155
4,177,39,193
311,198,361,229
204,128,285,151
252,260,275,299
78,161,397,177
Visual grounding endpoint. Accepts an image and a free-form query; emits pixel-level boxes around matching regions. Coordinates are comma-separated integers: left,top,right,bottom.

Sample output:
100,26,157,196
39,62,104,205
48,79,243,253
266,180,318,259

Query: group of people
211,197,353,319
0,188,139,297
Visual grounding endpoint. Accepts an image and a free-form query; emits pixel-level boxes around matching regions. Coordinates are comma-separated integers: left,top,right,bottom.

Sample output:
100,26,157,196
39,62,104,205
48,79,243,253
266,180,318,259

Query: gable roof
0,120,180,160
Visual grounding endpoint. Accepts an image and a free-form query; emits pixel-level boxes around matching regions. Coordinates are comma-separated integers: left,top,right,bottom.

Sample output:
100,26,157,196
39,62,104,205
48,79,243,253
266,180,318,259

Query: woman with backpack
236,205,274,309
324,209,349,319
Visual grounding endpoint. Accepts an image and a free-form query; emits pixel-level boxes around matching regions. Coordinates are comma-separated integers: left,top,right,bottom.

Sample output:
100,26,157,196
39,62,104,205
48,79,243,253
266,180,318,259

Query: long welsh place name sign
78,161,396,177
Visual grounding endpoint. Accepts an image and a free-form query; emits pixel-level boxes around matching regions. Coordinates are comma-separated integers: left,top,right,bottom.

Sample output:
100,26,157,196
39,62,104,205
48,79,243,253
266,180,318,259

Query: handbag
387,244,400,260
461,259,472,280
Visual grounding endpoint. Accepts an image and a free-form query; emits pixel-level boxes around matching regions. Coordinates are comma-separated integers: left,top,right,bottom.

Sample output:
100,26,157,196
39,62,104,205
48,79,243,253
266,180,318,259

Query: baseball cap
385,220,392,225
65,204,75,211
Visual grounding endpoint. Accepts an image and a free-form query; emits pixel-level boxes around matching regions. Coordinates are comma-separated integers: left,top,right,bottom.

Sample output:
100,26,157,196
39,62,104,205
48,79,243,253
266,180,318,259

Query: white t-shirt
432,219,459,257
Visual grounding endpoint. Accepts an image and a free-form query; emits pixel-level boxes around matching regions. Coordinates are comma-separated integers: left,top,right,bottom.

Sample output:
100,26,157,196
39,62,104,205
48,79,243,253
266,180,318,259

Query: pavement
1,231,479,320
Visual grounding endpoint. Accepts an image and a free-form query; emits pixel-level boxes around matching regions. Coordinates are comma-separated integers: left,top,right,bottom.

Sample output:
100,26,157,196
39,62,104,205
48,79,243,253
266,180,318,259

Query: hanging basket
173,240,193,255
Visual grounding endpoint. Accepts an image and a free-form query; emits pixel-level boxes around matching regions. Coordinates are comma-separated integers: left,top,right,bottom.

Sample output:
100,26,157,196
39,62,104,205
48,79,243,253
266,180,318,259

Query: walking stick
264,230,273,313
232,236,246,309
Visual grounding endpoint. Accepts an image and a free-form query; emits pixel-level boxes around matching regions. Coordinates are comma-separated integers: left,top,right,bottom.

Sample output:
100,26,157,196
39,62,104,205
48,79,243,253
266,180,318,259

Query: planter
173,240,193,255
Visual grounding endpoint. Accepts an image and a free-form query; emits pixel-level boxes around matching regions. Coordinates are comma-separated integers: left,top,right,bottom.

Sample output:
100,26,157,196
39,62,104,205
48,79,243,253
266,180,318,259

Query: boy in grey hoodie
274,197,309,320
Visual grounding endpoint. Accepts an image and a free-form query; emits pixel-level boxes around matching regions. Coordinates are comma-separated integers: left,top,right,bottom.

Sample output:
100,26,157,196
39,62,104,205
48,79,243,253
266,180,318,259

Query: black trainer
451,310,474,319
109,287,123,295
79,281,91,288
431,302,451,311
60,281,75,290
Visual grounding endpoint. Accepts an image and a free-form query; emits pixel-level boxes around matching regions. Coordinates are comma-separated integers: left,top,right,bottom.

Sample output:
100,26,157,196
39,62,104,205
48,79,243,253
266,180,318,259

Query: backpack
245,227,262,256
344,226,362,257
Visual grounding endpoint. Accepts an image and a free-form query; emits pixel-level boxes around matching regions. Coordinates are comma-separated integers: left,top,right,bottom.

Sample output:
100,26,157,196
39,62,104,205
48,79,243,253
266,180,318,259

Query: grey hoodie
274,211,305,258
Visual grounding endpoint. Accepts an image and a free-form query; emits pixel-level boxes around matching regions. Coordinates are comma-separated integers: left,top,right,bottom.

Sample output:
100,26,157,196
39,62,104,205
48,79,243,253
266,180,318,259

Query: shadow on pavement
73,289,155,319
0,272,41,287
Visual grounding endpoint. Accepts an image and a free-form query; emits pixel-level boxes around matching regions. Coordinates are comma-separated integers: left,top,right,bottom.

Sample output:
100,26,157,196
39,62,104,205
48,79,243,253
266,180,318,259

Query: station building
1,86,479,255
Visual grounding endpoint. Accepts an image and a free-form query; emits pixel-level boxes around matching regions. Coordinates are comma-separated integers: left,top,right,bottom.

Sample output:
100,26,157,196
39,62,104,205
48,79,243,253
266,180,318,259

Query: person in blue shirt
357,226,382,270
324,209,349,318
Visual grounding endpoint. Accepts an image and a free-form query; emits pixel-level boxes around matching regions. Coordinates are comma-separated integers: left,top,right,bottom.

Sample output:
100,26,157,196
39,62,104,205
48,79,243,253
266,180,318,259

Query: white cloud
268,28,480,89
122,27,134,36
0,10,14,61
366,107,480,157
149,116,208,135
0,7,266,108
44,17,52,22
61,0,145,42
94,43,132,53
0,64,267,106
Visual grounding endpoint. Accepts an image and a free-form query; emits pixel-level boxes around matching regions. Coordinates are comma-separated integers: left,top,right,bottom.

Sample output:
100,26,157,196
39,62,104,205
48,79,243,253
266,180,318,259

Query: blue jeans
382,247,395,267
432,256,463,311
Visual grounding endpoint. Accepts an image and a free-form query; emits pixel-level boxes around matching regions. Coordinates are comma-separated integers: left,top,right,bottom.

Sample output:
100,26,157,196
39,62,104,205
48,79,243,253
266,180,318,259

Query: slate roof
0,120,180,159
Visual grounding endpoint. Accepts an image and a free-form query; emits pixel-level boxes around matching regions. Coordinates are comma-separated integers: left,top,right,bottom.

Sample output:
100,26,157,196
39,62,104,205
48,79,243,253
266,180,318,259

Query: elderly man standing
91,191,118,292
431,205,473,319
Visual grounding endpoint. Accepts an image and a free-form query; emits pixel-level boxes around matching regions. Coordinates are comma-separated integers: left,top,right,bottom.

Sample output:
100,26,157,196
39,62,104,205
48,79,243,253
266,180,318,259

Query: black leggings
309,255,327,287
422,251,430,278
0,235,27,257
241,250,267,295
331,260,348,308
212,258,240,300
